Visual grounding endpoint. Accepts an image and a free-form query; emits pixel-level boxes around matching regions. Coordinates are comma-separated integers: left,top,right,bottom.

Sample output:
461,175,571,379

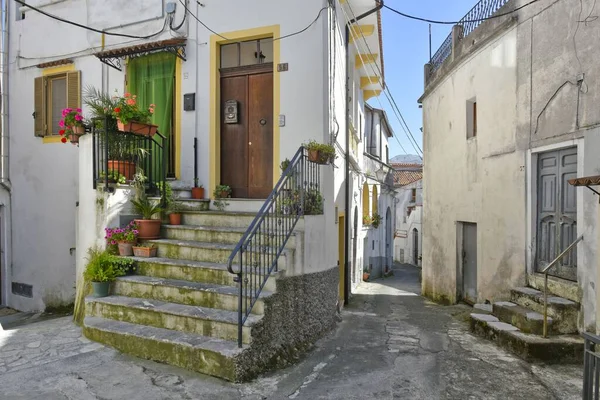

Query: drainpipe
344,0,383,305
0,0,10,191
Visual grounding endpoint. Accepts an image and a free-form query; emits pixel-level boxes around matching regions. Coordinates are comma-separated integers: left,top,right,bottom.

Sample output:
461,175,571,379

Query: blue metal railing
583,332,600,399
227,146,324,347
429,0,511,75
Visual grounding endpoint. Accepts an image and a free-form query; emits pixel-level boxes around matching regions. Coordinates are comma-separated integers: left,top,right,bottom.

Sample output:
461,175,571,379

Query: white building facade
392,164,422,266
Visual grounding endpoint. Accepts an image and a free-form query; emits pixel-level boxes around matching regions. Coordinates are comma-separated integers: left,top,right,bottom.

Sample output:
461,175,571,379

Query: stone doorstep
510,287,579,334
492,301,555,335
469,313,584,364
134,257,279,293
82,316,245,382
85,295,259,344
161,224,298,249
112,275,271,315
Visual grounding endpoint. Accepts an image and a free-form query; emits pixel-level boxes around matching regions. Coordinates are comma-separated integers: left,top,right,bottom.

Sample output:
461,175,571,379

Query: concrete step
148,197,210,212
142,238,293,269
510,287,578,334
85,295,259,344
469,313,583,364
181,211,257,228
492,301,555,335
161,224,297,249
82,316,243,381
211,198,265,213
112,275,271,315
134,257,278,292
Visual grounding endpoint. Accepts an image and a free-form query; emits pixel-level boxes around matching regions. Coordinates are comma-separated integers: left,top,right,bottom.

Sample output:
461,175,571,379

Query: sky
375,0,479,158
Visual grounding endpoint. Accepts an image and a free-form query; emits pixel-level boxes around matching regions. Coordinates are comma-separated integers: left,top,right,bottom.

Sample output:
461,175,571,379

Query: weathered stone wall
234,265,339,381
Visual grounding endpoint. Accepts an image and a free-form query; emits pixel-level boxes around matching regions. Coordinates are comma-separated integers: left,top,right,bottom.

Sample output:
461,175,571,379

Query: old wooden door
462,223,477,304
220,67,273,199
536,148,578,281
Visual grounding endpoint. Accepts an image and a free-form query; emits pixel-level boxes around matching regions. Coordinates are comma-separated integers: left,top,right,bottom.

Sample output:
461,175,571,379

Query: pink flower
124,93,131,98
75,115,83,121
126,98,136,106
149,104,156,108
76,108,82,113
58,120,64,127
149,108,154,114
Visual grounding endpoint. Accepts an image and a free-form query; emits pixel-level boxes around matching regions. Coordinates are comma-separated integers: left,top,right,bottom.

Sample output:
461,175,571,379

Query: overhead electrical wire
341,1,423,158
383,0,544,25
14,0,168,39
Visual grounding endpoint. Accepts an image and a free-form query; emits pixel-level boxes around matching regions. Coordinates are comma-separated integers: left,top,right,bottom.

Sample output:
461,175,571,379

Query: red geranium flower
59,129,65,135
61,137,67,143
114,107,121,113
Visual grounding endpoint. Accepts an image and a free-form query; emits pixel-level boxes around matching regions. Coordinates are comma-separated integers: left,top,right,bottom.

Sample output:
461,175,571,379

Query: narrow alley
0,264,583,399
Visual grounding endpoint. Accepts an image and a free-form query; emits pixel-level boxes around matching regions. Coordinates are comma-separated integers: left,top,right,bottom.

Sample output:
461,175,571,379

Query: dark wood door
220,69,273,199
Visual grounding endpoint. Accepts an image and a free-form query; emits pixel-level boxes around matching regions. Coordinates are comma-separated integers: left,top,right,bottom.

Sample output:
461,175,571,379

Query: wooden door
220,67,273,199
536,147,578,281
462,223,477,304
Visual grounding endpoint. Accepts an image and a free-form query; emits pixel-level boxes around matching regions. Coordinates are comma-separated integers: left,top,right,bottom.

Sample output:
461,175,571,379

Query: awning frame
95,39,186,71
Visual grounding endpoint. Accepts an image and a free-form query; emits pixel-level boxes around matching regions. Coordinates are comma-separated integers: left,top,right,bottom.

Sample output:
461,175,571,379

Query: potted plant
158,182,182,225
59,108,85,145
304,140,337,165
363,215,373,226
192,177,205,199
110,256,137,275
84,249,127,298
104,221,139,256
371,213,382,229
363,267,370,282
133,244,158,258
215,184,232,199
130,196,163,240
112,91,158,137
303,188,324,215
99,170,126,184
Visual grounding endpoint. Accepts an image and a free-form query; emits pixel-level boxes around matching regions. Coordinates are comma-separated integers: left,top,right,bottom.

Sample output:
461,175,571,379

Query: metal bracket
585,185,600,203
96,40,187,72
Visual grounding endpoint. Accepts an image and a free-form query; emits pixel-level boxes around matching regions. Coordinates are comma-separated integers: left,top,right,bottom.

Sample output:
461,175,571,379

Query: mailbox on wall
224,100,239,124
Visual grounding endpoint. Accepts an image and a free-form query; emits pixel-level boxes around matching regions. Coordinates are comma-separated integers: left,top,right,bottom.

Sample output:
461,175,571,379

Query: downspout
0,0,10,191
344,0,383,305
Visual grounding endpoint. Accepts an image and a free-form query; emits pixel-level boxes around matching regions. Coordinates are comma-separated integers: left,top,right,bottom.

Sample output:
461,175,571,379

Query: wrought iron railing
583,332,600,400
429,0,511,75
92,117,167,204
227,146,323,347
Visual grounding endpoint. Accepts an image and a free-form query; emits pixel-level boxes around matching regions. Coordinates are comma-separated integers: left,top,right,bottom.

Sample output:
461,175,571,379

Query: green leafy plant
99,170,127,184
363,215,372,226
131,197,163,219
112,91,155,124
280,159,290,172
303,189,323,215
104,221,139,244
371,213,382,228
157,181,174,212
214,185,232,198
83,248,128,283
304,140,337,164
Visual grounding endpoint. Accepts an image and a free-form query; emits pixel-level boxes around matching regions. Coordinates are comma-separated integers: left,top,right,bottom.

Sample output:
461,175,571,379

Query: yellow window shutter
66,70,81,110
34,76,46,137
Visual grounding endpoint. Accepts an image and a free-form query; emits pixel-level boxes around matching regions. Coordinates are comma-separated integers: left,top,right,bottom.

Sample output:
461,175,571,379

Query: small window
220,39,273,69
411,188,416,203
467,99,477,139
33,70,81,137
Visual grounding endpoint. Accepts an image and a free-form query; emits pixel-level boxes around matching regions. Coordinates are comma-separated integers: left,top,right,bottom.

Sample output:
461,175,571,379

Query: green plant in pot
213,185,231,211
303,188,324,215
304,140,337,165
84,248,127,297
158,182,182,225
192,178,205,199
131,196,163,240
371,213,382,229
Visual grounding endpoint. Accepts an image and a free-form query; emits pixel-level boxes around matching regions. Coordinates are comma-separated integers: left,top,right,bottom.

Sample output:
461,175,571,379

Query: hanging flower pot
304,141,336,165
117,119,158,137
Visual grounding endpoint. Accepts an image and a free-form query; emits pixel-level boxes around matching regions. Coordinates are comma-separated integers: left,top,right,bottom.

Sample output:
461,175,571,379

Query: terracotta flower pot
73,125,85,135
135,219,162,240
107,160,135,181
191,187,204,199
68,133,80,145
117,119,158,137
169,213,182,225
308,149,330,165
363,272,370,281
117,242,134,256
132,246,158,258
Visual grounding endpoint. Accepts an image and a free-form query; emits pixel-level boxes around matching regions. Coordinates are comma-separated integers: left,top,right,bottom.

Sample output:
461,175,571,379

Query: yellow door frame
209,25,281,199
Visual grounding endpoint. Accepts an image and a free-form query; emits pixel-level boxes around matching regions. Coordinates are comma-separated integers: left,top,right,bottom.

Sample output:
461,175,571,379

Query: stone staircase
82,201,300,382
470,285,584,363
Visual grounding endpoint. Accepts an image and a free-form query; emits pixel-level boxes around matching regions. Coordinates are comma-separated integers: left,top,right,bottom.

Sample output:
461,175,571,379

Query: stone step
492,301,555,335
212,198,265,213
149,197,210,212
134,257,278,292
180,211,305,231
469,313,583,364
112,275,271,315
85,295,259,344
510,287,578,334
161,224,297,249
143,238,293,269
82,316,243,381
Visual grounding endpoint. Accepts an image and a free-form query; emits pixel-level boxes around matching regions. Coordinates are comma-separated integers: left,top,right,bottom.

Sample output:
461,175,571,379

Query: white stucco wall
394,180,422,265
421,26,524,304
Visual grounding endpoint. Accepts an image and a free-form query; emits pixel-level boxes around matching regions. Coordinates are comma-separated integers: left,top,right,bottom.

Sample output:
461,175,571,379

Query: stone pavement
0,264,583,399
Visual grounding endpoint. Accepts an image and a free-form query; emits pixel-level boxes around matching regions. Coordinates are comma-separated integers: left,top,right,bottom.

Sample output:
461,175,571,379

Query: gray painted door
413,229,419,265
386,207,392,269
462,223,477,304
536,147,578,281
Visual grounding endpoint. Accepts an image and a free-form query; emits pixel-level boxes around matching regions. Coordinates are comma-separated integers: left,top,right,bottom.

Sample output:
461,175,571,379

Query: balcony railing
429,0,511,75
92,117,167,204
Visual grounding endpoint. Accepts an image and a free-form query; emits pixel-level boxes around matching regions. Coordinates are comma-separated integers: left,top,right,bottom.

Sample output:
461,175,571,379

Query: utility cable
383,0,544,25
169,2,187,31
341,1,423,158
14,0,168,39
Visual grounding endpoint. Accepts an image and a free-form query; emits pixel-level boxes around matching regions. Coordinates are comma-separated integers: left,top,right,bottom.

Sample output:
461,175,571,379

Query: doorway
536,147,578,281
353,206,358,284
220,65,273,199
412,228,419,265
386,207,392,270
338,215,346,302
460,223,477,304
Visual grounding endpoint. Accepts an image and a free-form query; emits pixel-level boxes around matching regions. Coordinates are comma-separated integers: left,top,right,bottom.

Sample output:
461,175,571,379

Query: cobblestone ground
0,264,584,399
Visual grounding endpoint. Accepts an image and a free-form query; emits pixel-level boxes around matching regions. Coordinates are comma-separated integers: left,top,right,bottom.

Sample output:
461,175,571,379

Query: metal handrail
582,331,600,399
542,235,583,338
227,146,323,347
